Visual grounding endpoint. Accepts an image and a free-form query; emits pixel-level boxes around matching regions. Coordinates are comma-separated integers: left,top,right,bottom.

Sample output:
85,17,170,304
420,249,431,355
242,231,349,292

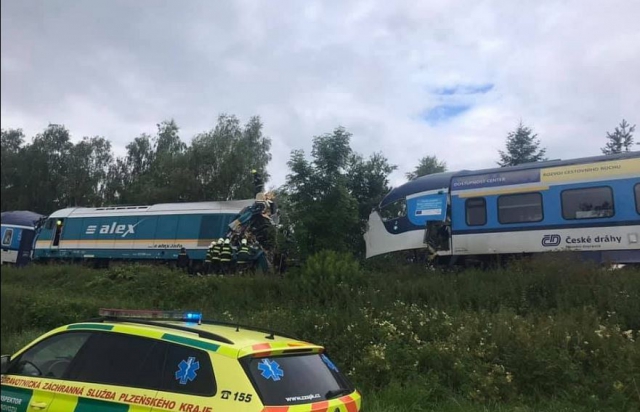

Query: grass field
1,252,639,412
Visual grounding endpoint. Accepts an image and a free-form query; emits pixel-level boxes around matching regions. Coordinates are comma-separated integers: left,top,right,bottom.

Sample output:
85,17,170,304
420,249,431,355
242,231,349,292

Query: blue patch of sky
433,83,494,96
420,82,494,124
422,104,471,125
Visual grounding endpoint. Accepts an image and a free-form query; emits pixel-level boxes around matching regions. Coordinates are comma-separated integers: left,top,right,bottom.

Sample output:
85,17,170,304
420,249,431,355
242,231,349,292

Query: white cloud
2,0,638,194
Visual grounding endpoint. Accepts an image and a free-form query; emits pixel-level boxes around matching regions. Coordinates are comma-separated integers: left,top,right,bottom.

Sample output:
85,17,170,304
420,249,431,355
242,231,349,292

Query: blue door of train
51,218,64,248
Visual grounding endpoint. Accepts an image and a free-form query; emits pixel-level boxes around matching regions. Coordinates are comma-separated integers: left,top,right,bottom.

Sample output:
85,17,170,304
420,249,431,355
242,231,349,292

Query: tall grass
1,252,639,411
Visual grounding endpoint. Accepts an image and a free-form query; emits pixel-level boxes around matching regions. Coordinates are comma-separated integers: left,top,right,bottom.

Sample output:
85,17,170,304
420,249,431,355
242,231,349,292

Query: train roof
48,199,256,219
380,171,459,208
1,210,45,227
453,150,639,178
380,151,639,208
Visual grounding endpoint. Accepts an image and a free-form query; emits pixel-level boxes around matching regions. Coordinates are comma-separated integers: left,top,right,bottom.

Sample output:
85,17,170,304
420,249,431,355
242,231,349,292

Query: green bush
286,250,365,304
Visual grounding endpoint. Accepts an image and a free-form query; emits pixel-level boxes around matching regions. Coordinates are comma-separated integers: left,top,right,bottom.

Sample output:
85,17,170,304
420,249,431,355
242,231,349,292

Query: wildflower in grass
506,372,513,383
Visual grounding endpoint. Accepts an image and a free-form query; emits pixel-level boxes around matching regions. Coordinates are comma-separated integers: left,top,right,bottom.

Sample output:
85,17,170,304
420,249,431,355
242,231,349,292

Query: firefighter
219,238,233,274
251,169,264,198
203,241,215,275
210,238,222,275
177,247,190,274
236,238,251,274
248,240,263,275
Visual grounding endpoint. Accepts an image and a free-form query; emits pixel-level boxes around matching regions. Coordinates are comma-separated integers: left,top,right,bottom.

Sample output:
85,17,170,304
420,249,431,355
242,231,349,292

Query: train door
17,228,36,265
424,218,451,252
51,218,64,248
422,196,451,253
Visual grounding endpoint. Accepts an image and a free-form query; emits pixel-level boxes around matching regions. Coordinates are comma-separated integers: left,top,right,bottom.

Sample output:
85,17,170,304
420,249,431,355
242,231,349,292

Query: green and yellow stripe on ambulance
2,375,53,412
1,374,159,412
259,392,362,412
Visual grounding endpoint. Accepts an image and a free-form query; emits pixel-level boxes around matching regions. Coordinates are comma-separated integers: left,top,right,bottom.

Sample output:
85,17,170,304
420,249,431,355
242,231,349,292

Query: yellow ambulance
0,309,361,412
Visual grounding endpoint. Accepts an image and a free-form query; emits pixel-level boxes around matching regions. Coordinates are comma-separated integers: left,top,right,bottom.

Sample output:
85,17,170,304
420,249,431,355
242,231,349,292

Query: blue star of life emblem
258,358,284,381
175,357,200,385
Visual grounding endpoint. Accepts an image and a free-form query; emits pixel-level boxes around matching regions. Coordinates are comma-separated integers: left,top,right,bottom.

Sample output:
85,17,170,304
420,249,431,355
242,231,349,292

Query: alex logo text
86,222,139,238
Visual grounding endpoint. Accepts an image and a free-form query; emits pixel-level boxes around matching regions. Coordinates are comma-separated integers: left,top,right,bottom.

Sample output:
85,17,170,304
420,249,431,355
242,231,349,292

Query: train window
465,198,486,226
380,199,407,222
498,193,543,224
635,184,640,214
561,186,614,220
2,229,13,246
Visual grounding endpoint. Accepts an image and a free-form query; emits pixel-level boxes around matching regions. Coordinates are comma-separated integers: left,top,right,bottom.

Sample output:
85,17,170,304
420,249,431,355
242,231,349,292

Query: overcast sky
2,0,639,189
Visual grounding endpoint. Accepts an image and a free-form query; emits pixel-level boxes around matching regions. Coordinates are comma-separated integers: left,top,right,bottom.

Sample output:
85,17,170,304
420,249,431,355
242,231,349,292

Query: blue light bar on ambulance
98,308,203,323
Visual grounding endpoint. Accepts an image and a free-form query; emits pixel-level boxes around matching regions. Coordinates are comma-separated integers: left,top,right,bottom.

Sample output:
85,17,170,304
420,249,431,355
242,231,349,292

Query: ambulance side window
160,343,216,396
65,332,165,389
7,332,91,378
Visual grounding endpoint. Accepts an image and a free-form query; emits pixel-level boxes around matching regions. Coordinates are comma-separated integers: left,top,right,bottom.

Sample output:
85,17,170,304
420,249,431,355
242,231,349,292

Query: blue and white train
1,211,45,266
32,200,257,266
364,151,640,266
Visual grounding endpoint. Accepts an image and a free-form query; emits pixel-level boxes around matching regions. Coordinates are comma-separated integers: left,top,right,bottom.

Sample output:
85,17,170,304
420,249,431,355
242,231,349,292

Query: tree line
1,115,271,214
391,118,636,180
493,118,636,168
1,115,636,258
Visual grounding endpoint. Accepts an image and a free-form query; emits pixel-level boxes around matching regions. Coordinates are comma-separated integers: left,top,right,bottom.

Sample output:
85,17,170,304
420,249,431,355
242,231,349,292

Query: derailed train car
33,198,278,270
1,211,45,266
364,151,640,266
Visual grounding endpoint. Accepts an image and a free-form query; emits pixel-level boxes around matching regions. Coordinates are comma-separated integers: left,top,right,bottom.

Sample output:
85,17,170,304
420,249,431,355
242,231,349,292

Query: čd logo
541,234,561,247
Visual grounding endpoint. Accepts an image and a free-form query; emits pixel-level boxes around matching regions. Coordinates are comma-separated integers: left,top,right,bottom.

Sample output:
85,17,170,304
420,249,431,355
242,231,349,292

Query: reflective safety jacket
237,245,251,264
220,243,232,262
211,245,221,262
